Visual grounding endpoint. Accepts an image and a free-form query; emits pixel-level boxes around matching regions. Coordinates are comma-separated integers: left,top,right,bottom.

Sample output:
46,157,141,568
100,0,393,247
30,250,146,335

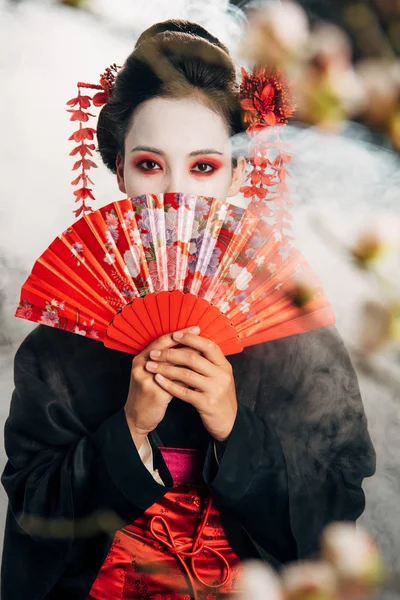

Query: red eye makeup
130,152,225,176
132,154,163,173
190,158,223,176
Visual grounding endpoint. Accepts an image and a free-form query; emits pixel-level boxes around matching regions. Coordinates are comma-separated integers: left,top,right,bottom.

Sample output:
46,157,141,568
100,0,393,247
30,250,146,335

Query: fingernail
189,326,200,334
173,331,183,339
147,361,158,369
150,350,161,358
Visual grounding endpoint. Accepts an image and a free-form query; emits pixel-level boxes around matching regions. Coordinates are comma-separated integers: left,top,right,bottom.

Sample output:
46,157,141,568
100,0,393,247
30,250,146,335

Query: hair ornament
67,63,121,218
66,61,296,229
239,65,296,236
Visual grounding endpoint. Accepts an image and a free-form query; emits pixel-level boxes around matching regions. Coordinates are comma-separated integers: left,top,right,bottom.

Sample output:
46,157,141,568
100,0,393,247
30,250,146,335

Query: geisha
1,19,376,600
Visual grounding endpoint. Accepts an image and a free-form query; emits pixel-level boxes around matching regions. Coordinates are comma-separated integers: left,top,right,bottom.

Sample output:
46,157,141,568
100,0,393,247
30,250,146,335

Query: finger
149,347,216,377
170,332,227,368
153,373,203,408
153,344,202,362
143,326,201,358
145,362,210,392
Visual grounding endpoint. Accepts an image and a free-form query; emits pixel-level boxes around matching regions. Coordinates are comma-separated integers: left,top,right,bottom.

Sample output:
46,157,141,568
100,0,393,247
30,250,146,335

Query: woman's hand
124,326,201,449
145,332,237,442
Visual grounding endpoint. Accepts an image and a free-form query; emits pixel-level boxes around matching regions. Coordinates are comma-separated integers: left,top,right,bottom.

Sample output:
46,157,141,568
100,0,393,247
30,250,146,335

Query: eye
191,162,216,174
137,160,162,171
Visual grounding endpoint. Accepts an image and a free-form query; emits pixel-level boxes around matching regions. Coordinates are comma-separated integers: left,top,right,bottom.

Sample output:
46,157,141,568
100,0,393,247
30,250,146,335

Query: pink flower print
50,299,65,310
40,310,59,327
105,228,118,245
137,208,161,247
250,235,264,249
164,208,178,245
239,301,250,313
229,264,252,291
188,233,221,276
104,252,116,265
194,197,210,216
222,213,238,232
121,288,135,300
16,302,33,319
72,326,87,336
176,204,200,243
129,228,141,246
71,242,84,260
245,247,256,259
106,212,119,229
235,292,248,304
254,255,265,268
279,245,291,261
124,209,135,221
123,247,141,278
219,300,230,314
148,245,177,290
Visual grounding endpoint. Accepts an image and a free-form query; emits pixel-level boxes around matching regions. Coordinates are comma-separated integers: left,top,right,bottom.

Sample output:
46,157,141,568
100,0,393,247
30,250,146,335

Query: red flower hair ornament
66,64,120,218
67,62,296,227
238,66,297,236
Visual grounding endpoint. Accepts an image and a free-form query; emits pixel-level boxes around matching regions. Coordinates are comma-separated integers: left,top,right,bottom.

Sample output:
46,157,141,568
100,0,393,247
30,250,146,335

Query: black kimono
1,323,376,599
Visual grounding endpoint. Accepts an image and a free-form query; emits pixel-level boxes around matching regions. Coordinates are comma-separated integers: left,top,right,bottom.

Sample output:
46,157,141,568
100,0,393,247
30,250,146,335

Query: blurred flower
240,559,283,600
358,300,392,353
294,67,345,130
308,23,352,73
294,23,360,129
356,59,399,128
289,278,316,308
328,67,368,118
58,0,88,7
281,560,338,600
321,522,384,588
239,1,309,68
350,229,389,268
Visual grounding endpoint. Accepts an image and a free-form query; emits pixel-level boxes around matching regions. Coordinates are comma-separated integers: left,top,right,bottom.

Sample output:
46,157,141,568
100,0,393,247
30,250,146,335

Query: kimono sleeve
1,331,173,550
203,325,376,563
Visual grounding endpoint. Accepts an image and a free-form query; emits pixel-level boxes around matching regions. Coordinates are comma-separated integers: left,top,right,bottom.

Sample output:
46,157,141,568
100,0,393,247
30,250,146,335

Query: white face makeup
116,96,245,200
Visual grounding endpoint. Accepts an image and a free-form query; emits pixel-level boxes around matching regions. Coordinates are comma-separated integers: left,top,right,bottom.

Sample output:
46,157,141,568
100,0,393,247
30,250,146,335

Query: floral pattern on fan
15,192,335,355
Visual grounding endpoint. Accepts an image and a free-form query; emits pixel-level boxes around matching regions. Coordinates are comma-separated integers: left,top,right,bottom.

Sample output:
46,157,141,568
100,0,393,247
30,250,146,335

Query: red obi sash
88,447,243,600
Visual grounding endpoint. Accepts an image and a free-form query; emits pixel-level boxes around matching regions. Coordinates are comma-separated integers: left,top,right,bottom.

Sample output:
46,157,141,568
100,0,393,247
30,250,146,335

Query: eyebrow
130,145,224,156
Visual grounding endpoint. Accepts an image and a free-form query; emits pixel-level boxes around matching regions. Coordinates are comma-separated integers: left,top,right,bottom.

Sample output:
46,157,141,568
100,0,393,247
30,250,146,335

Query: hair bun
134,18,230,56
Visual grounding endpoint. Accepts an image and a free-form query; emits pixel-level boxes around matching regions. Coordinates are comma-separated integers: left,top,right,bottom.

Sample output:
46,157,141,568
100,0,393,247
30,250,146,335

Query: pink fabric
158,447,203,484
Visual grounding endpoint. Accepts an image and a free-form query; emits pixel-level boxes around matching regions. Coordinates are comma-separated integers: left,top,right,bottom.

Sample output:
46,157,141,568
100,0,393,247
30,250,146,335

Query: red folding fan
15,192,335,356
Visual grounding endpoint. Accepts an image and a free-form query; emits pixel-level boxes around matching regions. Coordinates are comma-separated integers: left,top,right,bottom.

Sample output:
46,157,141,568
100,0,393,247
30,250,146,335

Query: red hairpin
66,64,120,218
239,66,296,236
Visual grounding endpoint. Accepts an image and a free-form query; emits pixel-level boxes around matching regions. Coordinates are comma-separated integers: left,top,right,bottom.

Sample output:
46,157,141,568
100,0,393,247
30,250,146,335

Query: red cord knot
149,496,231,600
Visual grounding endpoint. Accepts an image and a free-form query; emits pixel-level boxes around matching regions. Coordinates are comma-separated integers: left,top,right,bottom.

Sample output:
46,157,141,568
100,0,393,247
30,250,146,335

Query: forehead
126,96,231,154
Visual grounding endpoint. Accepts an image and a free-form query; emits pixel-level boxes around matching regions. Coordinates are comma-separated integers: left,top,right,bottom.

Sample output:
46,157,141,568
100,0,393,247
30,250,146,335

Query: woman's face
116,96,246,200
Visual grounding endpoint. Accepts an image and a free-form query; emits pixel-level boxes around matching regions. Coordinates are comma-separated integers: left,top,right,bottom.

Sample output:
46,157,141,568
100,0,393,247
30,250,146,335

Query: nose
162,175,183,194
162,170,195,195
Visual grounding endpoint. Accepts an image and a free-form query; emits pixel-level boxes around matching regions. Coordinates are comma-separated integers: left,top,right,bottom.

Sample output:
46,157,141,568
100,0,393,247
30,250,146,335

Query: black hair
96,19,245,173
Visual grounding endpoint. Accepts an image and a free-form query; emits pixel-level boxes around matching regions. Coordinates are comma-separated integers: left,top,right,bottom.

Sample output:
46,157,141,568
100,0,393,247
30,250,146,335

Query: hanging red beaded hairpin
239,66,296,237
66,64,121,218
